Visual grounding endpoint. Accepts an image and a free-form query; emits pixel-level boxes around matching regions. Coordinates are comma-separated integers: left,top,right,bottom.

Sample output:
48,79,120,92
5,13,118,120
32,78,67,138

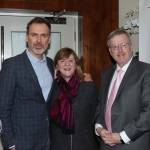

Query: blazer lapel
116,58,139,99
46,58,55,102
104,65,117,107
22,51,45,100
22,51,56,102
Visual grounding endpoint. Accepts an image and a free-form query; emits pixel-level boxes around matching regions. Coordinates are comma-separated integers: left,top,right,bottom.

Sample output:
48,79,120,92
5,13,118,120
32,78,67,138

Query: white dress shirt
95,57,133,144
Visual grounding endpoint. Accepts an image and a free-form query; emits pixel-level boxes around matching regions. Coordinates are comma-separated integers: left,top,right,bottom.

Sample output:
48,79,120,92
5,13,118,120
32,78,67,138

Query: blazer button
45,117,48,121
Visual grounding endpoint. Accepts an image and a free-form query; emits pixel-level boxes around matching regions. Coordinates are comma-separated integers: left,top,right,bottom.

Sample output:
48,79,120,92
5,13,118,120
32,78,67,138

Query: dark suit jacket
0,51,54,150
95,58,150,150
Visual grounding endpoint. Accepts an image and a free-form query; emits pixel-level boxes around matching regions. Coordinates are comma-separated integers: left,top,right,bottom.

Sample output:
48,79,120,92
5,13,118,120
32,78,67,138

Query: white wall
139,0,150,63
119,0,139,56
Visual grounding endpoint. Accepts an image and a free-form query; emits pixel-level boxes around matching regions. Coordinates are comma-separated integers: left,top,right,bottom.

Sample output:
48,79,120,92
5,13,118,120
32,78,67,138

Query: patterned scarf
50,72,80,133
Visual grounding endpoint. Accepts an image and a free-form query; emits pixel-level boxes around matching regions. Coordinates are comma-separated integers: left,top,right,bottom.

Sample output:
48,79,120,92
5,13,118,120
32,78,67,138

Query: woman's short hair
54,47,83,81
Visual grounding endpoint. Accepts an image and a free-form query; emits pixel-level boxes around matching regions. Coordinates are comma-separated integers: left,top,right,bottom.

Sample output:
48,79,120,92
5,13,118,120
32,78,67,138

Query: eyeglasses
109,43,130,50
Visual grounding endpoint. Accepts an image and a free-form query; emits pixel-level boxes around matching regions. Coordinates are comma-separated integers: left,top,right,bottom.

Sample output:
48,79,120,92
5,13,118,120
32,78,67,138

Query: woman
50,47,98,150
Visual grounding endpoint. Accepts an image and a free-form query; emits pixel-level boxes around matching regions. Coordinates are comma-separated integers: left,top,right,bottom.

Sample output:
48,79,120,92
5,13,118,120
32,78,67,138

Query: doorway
0,11,79,69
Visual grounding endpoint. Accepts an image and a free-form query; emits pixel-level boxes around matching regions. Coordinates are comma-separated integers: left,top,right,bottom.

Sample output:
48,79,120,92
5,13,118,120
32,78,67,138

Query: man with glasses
95,29,150,150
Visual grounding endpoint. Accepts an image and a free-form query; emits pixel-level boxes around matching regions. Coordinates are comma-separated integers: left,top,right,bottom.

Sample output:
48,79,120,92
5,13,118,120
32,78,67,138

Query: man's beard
29,42,48,55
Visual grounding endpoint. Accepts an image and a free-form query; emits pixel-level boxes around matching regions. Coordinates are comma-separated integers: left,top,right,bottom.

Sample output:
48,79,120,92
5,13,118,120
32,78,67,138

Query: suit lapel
46,57,54,102
22,51,45,100
115,58,139,99
22,51,55,102
104,65,117,107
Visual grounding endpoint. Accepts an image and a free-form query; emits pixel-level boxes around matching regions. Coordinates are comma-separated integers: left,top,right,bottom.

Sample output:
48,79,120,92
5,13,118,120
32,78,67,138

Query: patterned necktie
105,69,124,133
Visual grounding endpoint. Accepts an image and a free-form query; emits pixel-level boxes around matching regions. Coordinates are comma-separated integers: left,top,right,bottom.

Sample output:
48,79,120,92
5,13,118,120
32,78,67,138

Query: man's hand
96,127,110,138
96,128,121,146
96,127,115,146
83,73,93,82
11,147,16,150
109,133,122,145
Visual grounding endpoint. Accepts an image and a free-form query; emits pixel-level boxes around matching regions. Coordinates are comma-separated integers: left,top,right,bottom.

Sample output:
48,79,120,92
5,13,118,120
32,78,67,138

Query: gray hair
107,29,132,47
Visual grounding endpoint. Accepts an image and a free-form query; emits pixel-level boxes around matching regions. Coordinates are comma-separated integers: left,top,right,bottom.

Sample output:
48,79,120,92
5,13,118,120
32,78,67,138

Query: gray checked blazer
95,58,150,150
0,51,54,150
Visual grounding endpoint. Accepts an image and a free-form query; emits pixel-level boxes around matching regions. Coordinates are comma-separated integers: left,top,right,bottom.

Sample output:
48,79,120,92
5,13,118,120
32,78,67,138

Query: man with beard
0,17,54,150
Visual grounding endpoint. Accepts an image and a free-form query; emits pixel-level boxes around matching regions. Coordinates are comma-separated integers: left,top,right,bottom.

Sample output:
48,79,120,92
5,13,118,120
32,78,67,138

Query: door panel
0,15,76,68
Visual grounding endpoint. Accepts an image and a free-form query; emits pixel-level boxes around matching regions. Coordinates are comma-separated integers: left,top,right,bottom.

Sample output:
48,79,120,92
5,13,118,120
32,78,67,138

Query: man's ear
26,34,29,42
108,48,112,55
49,35,51,44
130,44,133,51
